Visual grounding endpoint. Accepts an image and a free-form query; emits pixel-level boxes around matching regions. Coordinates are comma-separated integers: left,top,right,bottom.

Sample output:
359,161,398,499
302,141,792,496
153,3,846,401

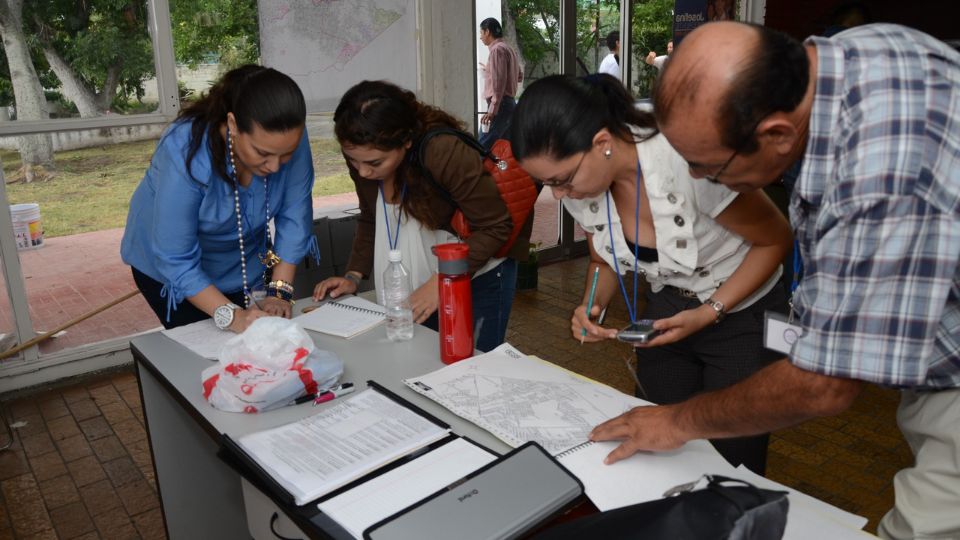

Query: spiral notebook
295,296,386,338
553,438,737,512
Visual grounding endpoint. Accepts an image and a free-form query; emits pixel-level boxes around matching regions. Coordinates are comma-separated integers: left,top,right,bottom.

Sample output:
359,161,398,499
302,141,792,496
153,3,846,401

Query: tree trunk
41,44,102,117
98,64,120,111
0,0,54,173
501,5,526,86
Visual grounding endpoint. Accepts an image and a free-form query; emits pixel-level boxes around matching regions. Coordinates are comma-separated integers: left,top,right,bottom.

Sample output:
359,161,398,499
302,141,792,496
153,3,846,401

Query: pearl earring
604,148,612,159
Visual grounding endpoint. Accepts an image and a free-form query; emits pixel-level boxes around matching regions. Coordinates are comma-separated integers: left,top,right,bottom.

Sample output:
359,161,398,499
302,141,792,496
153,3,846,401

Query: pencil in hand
581,266,601,345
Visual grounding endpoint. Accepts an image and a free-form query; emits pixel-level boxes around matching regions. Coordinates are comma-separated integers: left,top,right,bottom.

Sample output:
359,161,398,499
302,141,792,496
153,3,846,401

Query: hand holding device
616,320,662,344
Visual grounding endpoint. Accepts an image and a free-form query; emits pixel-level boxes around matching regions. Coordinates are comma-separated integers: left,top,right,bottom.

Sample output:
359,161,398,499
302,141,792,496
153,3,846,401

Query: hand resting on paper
229,307,269,333
589,404,691,465
313,276,358,301
259,296,293,318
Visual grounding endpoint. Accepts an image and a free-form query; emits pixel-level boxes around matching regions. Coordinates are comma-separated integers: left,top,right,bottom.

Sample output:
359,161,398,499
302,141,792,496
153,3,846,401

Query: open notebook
295,296,386,338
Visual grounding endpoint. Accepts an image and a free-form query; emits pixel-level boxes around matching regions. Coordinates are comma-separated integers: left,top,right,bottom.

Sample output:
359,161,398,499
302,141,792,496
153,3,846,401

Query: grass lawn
3,137,354,238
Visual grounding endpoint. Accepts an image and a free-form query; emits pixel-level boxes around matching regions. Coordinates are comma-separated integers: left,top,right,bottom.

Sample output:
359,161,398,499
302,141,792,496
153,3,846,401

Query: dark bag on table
533,475,789,540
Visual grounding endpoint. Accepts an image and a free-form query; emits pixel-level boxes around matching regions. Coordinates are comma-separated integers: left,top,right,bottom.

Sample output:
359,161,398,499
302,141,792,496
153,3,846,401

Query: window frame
0,0,179,370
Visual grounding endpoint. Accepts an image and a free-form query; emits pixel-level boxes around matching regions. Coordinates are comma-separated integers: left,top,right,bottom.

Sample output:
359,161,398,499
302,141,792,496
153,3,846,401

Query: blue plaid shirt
789,24,960,389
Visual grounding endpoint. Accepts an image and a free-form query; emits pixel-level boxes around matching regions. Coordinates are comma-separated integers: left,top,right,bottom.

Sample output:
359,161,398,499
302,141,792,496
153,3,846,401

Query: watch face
214,305,235,329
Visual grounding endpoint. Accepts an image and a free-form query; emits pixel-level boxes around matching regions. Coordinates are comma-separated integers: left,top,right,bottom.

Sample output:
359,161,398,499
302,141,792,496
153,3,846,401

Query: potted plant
516,242,540,290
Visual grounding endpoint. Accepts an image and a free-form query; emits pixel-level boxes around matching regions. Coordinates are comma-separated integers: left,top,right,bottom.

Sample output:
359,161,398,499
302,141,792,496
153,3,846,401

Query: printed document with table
227,386,449,505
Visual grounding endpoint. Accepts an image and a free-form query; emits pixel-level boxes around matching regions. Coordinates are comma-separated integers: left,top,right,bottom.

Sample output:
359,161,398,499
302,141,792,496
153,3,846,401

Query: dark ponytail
510,74,657,161
178,65,306,184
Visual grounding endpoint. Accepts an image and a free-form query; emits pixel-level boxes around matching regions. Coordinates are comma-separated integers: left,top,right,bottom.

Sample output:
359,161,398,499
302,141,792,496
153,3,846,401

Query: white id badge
764,310,803,355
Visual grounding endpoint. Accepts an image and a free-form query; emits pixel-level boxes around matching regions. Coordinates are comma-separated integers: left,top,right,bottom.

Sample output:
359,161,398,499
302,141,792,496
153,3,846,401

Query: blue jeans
479,96,516,150
422,258,518,353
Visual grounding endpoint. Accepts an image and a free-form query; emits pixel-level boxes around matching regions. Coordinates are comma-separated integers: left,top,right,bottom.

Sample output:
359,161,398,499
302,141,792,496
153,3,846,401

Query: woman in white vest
510,74,792,475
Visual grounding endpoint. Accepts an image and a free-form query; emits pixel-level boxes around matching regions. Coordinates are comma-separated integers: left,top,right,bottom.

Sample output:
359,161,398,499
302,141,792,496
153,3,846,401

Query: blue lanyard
379,182,406,251
790,240,802,294
605,161,643,324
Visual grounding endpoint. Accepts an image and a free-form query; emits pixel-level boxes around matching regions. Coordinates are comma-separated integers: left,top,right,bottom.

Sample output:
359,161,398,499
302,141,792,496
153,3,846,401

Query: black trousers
132,267,247,330
634,283,789,475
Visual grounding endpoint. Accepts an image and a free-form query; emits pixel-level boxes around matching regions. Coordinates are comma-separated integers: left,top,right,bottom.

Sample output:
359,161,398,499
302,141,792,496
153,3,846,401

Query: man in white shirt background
598,31,620,80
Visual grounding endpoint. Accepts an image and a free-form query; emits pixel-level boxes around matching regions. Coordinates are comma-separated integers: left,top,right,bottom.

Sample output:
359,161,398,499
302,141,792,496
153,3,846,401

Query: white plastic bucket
10,203,43,250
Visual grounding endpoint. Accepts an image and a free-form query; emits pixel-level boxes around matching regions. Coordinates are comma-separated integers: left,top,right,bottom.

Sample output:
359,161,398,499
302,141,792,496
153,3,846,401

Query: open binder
219,382,452,507
219,384,585,540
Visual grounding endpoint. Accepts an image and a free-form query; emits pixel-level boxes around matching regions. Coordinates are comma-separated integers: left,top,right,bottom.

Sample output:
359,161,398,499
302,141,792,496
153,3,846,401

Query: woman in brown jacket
312,80,530,351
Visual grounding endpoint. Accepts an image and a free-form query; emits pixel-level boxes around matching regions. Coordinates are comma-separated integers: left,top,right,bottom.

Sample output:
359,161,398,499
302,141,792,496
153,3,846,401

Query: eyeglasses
704,147,741,184
538,150,588,188
703,119,762,184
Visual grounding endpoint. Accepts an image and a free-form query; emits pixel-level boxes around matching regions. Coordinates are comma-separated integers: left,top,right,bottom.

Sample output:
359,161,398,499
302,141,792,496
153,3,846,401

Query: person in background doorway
598,30,621,80
510,73,792,474
478,17,523,149
645,40,673,71
121,65,317,333
313,80,530,352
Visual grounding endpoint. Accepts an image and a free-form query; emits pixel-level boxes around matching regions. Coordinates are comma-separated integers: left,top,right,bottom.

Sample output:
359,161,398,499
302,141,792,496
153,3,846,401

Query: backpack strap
416,128,496,208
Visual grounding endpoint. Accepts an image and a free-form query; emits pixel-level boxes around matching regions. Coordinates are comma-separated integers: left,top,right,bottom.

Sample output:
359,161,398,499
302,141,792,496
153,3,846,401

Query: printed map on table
404,344,648,455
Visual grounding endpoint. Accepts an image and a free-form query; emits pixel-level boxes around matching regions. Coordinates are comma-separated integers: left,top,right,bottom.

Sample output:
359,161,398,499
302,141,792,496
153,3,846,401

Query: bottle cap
388,249,402,263
431,243,469,261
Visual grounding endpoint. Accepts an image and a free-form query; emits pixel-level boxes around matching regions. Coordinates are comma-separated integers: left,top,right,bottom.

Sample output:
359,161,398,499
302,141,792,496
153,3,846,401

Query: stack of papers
317,438,497,539
233,388,449,505
161,319,233,359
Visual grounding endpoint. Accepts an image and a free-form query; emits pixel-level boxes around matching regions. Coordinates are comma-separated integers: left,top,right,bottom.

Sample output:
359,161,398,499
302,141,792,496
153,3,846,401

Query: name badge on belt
764,311,803,355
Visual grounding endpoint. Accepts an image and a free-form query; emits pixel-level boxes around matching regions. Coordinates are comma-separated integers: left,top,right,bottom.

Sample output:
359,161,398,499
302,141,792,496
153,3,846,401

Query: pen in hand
581,266,601,345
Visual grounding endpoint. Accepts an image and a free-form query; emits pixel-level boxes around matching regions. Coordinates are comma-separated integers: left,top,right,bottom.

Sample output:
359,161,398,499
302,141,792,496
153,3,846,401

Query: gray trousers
878,387,960,540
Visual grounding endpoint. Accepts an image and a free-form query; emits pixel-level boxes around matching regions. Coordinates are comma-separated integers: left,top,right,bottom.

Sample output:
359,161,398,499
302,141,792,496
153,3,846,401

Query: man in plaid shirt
590,21,960,539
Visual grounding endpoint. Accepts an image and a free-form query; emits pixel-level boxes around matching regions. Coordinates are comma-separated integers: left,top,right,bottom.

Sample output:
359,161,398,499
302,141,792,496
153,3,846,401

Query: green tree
170,0,259,70
505,0,672,96
25,0,154,116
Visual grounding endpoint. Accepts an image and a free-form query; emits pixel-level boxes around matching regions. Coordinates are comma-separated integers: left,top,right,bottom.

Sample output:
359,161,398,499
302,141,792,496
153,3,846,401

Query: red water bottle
432,243,474,364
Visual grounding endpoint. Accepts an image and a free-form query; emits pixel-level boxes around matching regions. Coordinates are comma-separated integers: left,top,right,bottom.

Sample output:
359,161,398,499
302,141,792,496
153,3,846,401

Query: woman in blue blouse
122,65,316,333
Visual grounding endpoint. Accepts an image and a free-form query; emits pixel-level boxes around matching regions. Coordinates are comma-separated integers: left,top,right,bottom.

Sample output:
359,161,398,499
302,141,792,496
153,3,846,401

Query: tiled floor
0,256,912,539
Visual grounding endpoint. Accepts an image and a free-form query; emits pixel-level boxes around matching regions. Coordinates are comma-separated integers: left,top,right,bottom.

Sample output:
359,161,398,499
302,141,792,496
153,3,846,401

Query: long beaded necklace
226,126,280,308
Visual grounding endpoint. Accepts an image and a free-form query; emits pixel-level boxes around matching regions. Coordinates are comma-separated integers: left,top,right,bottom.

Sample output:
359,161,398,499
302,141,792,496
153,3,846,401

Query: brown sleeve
422,135,513,274
345,166,378,278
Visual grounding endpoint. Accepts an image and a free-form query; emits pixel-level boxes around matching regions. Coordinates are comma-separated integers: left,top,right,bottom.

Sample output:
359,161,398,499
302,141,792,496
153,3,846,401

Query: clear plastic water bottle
382,249,414,341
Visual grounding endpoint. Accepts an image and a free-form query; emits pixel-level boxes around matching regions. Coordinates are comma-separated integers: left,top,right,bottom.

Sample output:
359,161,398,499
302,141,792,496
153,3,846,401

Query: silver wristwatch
213,303,240,330
703,298,726,324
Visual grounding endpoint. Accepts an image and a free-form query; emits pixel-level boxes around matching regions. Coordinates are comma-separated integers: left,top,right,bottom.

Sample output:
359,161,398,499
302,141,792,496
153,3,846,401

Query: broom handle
0,290,141,360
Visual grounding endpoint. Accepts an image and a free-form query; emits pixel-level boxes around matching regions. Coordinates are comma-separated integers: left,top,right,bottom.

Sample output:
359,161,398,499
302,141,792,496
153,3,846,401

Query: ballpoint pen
291,381,339,405
313,382,355,405
581,265,601,345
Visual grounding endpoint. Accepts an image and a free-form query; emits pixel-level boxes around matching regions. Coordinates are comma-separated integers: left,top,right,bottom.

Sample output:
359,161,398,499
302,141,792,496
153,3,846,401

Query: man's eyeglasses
704,147,741,184
538,150,588,188
703,119,762,184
